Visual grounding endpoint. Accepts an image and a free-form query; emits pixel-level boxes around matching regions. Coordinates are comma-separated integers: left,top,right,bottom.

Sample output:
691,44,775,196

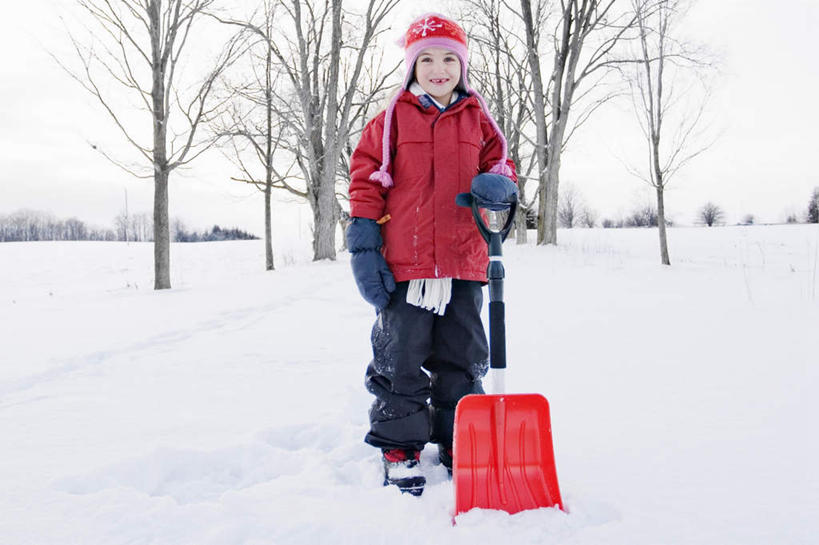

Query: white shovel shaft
490,368,506,395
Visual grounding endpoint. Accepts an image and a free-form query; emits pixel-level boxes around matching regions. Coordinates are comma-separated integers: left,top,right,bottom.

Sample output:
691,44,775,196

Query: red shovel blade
453,393,563,516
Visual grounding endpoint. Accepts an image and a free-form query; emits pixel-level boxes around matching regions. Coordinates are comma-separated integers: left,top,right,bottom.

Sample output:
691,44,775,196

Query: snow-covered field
1,225,817,545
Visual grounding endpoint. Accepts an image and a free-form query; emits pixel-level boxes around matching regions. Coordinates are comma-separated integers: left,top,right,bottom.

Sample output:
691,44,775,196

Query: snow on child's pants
364,280,489,451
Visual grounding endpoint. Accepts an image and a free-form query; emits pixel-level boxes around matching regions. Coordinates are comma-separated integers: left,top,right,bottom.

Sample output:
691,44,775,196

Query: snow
1,225,818,545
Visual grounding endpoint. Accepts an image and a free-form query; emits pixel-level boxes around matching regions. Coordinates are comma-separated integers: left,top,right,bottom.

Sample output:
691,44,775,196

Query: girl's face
413,48,461,105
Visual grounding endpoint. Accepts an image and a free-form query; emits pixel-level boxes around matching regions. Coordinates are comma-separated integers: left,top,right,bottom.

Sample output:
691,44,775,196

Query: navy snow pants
364,280,489,451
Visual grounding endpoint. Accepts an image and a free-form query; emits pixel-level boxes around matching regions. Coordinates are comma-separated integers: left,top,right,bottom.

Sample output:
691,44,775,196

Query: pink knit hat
368,13,513,188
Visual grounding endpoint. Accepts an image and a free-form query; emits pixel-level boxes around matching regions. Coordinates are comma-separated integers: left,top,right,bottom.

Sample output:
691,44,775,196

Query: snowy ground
1,225,818,545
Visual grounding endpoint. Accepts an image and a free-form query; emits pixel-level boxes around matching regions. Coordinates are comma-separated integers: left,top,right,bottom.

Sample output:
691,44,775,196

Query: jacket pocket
382,185,426,269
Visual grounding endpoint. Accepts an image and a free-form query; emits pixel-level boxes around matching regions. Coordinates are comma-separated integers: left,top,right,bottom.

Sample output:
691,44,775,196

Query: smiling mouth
429,78,449,84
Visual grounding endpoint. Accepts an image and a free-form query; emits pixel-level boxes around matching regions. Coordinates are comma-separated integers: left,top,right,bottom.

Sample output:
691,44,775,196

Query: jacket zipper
431,109,444,278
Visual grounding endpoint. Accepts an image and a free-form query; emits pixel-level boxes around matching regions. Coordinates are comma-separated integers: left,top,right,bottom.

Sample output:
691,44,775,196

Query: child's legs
364,282,434,451
425,280,489,447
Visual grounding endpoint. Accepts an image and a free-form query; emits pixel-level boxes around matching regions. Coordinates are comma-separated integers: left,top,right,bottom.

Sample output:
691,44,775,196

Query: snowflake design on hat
411,16,443,37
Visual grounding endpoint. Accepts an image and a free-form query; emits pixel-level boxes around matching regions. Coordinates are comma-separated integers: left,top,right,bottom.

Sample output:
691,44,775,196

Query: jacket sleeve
349,112,389,220
478,113,518,183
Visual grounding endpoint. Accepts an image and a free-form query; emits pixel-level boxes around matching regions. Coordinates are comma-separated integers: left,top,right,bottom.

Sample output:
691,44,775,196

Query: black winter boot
382,449,425,496
438,444,453,477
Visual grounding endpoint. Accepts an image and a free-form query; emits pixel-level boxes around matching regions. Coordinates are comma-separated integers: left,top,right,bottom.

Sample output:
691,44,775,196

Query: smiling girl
345,13,518,495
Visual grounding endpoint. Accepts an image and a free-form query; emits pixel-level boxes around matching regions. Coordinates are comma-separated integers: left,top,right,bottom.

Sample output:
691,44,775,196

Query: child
346,13,518,495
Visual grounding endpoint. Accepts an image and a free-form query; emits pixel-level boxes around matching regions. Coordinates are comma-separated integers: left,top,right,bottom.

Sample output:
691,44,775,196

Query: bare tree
580,204,598,227
215,0,302,271
114,212,129,242
215,0,399,261
114,211,154,241
519,0,551,243
627,0,714,264
698,202,724,227
60,0,243,288
625,202,658,227
557,184,598,227
558,184,580,228
521,0,638,246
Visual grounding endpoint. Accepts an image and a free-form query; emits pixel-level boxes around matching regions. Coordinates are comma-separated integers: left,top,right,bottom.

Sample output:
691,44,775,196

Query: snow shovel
452,188,563,516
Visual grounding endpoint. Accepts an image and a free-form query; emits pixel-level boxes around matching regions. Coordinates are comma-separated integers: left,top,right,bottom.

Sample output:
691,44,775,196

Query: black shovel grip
489,301,506,369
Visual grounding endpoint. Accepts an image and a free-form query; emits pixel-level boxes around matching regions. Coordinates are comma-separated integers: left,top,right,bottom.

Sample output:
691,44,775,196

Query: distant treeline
0,210,117,242
0,210,258,243
175,224,259,242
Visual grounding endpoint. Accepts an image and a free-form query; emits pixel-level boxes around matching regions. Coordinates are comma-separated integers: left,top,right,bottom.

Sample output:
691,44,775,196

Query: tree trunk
515,185,528,244
336,199,349,251
520,0,550,246
313,175,338,260
311,0,343,262
265,181,274,271
656,185,670,265
543,153,561,244
153,169,171,289
542,4,581,246
542,105,570,244
264,43,275,272
150,0,171,290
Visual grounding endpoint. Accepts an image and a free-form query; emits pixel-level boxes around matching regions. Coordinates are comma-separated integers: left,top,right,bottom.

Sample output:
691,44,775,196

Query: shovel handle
457,196,518,373
472,200,516,372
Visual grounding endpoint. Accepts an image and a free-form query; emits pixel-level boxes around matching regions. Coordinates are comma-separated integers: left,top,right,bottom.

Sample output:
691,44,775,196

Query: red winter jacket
349,90,517,283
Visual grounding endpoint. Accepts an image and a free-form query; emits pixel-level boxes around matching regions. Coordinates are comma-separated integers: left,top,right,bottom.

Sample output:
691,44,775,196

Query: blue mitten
346,217,396,310
471,173,518,211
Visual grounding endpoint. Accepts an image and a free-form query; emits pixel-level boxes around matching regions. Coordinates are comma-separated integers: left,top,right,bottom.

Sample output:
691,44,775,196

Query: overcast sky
1,0,818,240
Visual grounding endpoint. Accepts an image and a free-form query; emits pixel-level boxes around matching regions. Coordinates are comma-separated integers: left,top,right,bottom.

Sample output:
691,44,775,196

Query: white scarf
406,278,452,316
